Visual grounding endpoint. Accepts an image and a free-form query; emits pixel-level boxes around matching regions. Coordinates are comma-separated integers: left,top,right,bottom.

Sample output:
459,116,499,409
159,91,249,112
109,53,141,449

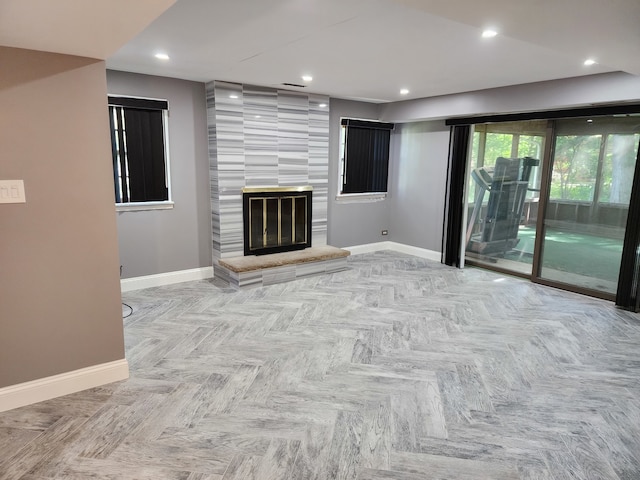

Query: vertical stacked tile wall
207,80,329,259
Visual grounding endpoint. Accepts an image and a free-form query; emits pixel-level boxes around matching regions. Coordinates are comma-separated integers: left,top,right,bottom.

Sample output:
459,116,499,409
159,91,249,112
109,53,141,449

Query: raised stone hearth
215,246,350,288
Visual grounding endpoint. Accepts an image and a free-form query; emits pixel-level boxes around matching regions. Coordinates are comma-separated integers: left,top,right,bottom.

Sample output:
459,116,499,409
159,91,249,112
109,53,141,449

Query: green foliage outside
550,135,599,201
483,133,512,167
468,130,639,206
599,134,639,204
551,134,639,203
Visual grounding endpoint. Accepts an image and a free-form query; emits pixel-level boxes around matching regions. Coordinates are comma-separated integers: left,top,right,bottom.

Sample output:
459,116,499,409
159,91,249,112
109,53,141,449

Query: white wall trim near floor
345,241,442,262
0,359,129,413
120,267,214,292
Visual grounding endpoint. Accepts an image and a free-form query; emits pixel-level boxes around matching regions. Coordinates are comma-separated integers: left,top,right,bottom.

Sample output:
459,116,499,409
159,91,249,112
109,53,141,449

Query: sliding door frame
616,142,640,310
530,121,554,280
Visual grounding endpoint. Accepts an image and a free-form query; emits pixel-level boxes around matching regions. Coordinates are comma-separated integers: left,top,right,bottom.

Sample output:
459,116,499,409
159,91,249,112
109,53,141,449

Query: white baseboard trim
344,241,393,255
121,266,214,292
387,242,442,262
0,359,129,413
345,241,441,262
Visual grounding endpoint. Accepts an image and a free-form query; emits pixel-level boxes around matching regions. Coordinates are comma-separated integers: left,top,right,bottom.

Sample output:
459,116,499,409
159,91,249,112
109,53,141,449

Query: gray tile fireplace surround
207,81,330,260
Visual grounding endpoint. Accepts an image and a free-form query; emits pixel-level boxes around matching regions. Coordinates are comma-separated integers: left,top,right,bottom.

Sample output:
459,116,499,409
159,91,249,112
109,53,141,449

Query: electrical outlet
381,229,389,236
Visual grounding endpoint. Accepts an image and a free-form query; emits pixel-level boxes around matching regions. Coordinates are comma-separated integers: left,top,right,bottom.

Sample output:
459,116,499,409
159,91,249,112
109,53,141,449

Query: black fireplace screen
243,187,312,256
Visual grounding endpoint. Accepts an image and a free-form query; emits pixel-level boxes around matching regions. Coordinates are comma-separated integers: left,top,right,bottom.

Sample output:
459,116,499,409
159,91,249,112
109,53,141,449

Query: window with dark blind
108,96,170,204
340,118,394,195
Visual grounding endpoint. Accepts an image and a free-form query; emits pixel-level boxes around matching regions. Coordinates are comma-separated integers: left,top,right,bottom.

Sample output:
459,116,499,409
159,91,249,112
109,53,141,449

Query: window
108,96,171,206
467,122,545,203
339,118,394,195
598,133,640,205
550,134,600,201
549,118,640,204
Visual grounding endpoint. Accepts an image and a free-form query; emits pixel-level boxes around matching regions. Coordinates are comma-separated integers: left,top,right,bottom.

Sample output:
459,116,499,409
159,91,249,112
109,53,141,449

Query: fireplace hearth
242,186,312,256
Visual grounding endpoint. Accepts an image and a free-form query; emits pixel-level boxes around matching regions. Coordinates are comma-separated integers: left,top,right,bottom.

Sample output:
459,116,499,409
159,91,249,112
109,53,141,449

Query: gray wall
0,47,125,387
327,99,451,250
328,98,393,247
389,121,450,251
107,71,211,278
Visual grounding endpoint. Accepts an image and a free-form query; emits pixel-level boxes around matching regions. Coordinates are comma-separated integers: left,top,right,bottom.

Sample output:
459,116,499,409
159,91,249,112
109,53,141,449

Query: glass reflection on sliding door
538,117,640,295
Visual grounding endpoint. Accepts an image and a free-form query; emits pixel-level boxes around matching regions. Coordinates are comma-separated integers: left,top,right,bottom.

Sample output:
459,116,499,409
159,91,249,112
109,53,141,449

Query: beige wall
0,47,125,388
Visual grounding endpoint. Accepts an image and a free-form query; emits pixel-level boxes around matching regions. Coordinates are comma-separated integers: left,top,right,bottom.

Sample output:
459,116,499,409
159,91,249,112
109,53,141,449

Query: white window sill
335,192,387,203
116,201,174,212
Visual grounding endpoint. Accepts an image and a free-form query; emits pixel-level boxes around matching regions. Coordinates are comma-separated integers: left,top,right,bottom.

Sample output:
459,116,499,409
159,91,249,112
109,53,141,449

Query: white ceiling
0,0,176,60
3,0,639,103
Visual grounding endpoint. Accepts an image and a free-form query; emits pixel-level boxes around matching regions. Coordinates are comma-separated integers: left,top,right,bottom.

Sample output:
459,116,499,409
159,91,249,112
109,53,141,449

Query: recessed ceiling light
302,75,313,82
400,88,409,95
255,115,261,119
584,58,597,66
154,52,170,60
229,94,239,99
482,29,498,38
587,119,594,123
319,103,327,108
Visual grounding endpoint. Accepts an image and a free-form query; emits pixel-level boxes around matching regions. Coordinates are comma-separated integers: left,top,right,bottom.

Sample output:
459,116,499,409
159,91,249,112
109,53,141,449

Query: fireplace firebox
242,186,312,256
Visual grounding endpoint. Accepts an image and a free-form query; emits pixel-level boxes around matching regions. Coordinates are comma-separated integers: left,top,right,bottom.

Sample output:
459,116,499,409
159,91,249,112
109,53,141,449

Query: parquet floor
2,251,640,479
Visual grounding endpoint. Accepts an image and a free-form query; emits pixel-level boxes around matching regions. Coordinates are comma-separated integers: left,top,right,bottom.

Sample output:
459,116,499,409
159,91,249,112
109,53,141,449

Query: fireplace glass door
249,195,307,250
245,189,311,255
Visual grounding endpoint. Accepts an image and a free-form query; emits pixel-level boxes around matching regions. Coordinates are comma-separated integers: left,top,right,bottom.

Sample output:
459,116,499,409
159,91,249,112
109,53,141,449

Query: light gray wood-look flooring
2,251,640,479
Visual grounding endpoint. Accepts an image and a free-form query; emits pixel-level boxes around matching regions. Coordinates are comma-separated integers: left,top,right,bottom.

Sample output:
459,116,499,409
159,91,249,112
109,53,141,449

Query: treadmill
466,156,540,256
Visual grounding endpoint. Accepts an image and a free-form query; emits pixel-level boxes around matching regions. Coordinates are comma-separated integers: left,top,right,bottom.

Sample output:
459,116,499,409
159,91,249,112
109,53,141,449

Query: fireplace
242,186,312,256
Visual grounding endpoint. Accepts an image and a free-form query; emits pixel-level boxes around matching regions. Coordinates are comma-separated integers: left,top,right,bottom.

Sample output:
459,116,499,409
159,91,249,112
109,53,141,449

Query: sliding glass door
462,114,640,300
537,116,640,296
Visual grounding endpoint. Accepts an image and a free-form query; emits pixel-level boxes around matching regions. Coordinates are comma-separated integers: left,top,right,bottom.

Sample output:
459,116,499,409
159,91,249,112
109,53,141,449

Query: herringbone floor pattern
2,251,640,479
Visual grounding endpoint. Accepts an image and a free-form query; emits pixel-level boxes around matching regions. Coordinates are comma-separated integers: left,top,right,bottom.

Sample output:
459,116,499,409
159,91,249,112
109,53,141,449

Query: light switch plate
0,180,26,204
